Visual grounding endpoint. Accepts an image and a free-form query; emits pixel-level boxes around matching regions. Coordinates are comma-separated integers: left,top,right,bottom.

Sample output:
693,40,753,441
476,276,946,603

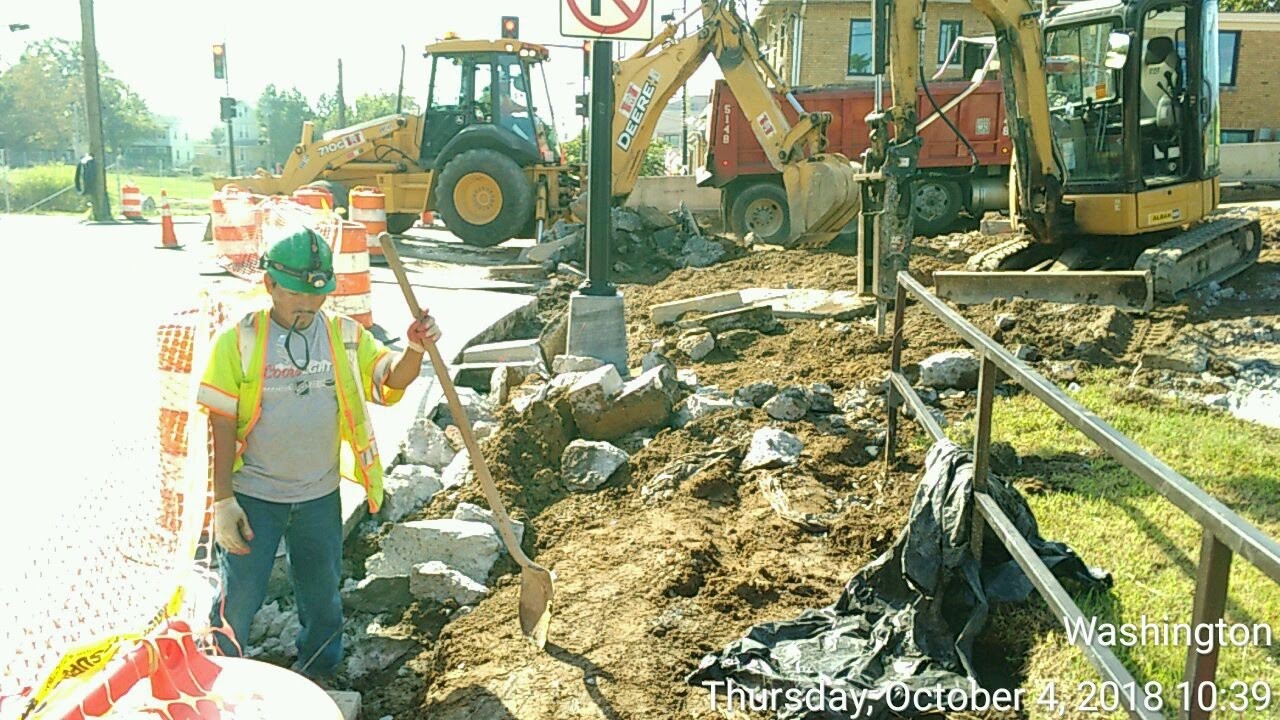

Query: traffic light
212,43,226,80
575,93,589,118
500,16,519,39
582,41,591,76
220,96,236,122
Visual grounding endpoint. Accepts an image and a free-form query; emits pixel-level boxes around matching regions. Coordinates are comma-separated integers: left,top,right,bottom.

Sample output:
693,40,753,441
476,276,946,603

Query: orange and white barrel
211,187,260,270
349,187,387,259
324,221,373,328
122,183,144,221
293,185,333,213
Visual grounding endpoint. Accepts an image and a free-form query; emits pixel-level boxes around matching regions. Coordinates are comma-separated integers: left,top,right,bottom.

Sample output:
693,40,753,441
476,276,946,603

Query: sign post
560,0,654,375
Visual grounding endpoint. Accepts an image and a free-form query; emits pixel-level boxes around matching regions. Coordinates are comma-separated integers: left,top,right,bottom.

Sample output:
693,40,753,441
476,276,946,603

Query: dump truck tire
436,149,533,247
731,182,790,245
912,178,961,236
386,213,417,234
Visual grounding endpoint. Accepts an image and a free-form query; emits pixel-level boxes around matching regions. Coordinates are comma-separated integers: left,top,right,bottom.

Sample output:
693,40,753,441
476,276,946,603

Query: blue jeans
210,490,344,676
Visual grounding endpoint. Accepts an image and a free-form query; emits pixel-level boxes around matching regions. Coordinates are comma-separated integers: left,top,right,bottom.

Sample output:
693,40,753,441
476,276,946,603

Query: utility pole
79,0,110,221
337,59,347,127
225,50,235,176
681,0,689,172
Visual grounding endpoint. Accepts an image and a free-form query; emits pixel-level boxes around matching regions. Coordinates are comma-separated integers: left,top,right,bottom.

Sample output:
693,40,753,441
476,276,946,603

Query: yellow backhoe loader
861,0,1262,310
213,1,860,249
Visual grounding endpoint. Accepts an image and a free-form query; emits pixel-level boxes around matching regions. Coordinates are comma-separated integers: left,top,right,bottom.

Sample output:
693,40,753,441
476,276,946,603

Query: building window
1221,129,1253,143
1219,30,1240,87
848,19,872,75
939,20,962,64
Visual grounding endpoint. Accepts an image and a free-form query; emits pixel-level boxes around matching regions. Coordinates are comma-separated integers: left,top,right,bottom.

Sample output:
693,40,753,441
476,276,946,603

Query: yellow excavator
861,0,1262,310
213,1,860,249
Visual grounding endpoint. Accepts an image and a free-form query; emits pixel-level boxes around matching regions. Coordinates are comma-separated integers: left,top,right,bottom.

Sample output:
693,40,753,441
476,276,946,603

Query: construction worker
197,225,440,683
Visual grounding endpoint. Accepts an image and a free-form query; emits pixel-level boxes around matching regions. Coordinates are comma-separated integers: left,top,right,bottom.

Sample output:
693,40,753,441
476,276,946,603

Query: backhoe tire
305,180,349,213
731,182,790,245
386,213,417,235
911,178,962,236
436,149,533,247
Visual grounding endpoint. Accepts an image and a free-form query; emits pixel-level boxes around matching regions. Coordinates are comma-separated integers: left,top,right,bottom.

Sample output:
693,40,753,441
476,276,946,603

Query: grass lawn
3,166,214,215
937,368,1280,719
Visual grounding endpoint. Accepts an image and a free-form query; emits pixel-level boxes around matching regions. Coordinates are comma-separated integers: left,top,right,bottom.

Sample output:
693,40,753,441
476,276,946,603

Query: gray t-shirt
233,316,341,503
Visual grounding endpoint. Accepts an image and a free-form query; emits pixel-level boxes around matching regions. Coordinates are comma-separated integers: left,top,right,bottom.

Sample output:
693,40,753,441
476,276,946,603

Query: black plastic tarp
688,439,1111,719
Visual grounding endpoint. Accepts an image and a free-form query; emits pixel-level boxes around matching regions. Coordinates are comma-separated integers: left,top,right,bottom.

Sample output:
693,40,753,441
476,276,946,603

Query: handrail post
971,356,997,560
885,277,909,469
1182,530,1233,720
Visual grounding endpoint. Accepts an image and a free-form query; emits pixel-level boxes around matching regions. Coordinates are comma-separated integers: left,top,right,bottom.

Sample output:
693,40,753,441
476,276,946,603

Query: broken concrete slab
538,312,568,362
641,351,677,375
1143,344,1210,374
441,448,474,489
491,363,538,406
554,354,607,374
736,381,778,407
565,365,625,426
342,574,413,615
455,360,539,392
561,439,630,492
434,387,495,427
677,331,715,360
520,231,581,264
453,501,525,548
461,338,545,365
366,519,501,584
673,391,738,428
650,289,789,326
920,350,981,390
380,464,444,524
682,236,727,267
810,383,836,413
326,691,361,720
764,386,811,421
399,417,457,470
701,304,777,334
612,207,645,233
716,328,760,352
410,561,489,606
635,205,678,230
752,289,874,320
980,213,1014,235
575,365,677,440
485,264,548,283
742,427,803,471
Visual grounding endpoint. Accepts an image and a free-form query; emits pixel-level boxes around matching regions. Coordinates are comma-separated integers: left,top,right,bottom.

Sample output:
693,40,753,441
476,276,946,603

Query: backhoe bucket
781,155,862,248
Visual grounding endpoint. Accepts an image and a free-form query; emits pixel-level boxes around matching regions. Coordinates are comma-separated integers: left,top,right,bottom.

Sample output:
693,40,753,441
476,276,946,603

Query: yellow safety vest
197,309,404,511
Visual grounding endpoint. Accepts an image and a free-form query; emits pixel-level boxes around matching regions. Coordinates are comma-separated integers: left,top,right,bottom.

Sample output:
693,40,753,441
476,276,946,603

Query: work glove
213,497,254,555
406,310,442,353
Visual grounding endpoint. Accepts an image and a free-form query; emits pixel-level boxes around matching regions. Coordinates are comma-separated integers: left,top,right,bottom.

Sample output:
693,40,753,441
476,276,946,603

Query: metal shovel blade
519,567,554,649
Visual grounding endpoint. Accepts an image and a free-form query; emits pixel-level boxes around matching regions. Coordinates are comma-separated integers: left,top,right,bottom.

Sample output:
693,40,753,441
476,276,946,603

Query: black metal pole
583,39,615,297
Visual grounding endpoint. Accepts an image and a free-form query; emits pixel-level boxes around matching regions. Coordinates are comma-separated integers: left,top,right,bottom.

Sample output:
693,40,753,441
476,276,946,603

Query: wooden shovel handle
376,233,534,566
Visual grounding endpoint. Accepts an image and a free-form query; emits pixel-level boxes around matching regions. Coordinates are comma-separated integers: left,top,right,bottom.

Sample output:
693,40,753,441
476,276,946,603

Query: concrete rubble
673,388,740,428
553,354,607,374
574,365,677,440
764,386,811,421
400,417,456,469
561,439,630,492
453,501,526,548
366,519,501,584
742,427,804,471
440,448,475,489
379,465,443,524
409,561,489,606
919,350,981,390
677,331,715,360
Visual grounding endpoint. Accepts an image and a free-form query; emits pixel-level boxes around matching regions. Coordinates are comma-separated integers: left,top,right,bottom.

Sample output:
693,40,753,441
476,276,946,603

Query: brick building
753,1,1280,142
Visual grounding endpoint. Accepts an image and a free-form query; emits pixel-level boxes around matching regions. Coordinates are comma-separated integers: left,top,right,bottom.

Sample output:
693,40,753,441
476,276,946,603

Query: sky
0,1,745,143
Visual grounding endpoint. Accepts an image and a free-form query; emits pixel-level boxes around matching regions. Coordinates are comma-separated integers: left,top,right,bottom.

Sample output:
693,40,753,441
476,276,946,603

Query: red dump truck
699,78,1014,240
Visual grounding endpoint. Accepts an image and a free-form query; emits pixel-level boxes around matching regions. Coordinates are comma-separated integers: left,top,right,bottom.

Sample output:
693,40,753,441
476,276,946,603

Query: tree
562,131,672,176
257,84,314,166
1219,0,1277,10
209,126,226,145
313,91,419,133
0,39,156,156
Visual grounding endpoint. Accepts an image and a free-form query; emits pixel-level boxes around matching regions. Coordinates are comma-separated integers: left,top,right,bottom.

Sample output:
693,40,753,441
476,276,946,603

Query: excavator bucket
781,155,862,248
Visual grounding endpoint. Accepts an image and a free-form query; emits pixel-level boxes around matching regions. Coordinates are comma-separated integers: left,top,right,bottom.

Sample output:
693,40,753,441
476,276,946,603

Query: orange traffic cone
156,191,183,250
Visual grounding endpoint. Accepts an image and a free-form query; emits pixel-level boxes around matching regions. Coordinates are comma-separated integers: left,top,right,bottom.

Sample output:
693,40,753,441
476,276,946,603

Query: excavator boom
609,0,860,246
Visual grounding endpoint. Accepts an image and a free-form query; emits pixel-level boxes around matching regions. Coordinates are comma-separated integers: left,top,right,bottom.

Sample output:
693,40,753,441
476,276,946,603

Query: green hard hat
260,226,336,294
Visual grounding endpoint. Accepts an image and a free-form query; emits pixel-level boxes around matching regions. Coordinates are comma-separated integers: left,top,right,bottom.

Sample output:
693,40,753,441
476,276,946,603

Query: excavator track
1134,214,1263,301
965,235,1076,271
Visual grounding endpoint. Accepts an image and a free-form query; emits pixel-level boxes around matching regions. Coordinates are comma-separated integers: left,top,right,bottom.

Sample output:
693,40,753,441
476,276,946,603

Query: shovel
376,232,554,649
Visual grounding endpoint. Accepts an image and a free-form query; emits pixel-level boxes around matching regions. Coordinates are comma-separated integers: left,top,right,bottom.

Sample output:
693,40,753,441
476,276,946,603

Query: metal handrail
885,270,1280,720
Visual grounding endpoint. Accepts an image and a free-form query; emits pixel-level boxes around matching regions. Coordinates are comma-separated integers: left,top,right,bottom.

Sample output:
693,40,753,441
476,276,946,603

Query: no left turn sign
561,0,654,41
